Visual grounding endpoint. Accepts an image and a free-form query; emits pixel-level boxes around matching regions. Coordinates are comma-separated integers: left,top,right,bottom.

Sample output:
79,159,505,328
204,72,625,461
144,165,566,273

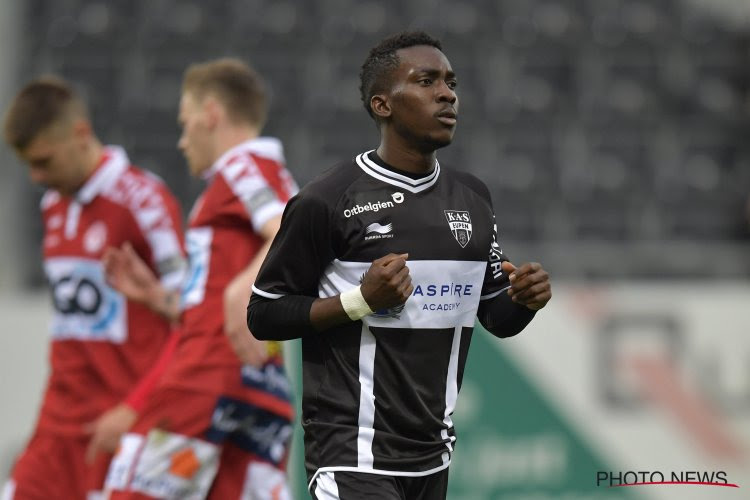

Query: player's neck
69,139,104,195
377,135,436,175
213,123,260,161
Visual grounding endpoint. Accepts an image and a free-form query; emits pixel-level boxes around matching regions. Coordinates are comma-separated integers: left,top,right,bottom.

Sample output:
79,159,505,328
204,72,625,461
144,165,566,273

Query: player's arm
102,242,181,322
223,214,282,366
87,184,186,463
477,261,551,338
248,253,413,338
247,190,413,340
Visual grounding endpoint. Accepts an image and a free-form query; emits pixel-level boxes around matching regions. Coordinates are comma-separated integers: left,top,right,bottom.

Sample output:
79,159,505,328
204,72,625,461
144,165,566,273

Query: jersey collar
203,136,285,180
75,145,130,205
355,150,440,193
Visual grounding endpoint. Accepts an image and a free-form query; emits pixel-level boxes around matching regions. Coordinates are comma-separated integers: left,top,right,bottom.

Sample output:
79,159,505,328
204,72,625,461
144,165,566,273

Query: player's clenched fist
503,261,551,311
360,253,414,311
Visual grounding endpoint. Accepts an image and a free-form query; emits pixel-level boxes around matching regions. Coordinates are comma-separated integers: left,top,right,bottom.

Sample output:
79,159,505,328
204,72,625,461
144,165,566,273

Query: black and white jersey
252,150,511,487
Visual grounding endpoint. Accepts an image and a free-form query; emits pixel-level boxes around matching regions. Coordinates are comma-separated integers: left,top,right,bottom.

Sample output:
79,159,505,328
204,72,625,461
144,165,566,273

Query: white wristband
340,285,374,321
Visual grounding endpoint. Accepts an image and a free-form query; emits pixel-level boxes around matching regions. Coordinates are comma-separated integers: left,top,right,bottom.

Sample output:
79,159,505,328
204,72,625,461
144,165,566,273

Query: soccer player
247,31,553,499
1,77,186,499
102,59,297,499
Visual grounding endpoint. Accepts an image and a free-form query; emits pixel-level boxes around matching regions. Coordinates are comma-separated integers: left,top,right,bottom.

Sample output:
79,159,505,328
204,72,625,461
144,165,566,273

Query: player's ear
203,96,221,129
71,117,93,151
71,117,92,141
370,94,391,120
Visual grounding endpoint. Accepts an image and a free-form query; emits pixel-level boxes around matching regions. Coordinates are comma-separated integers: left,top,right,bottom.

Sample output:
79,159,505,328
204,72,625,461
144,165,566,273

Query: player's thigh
207,442,291,500
105,388,222,499
4,430,87,500
400,468,449,500
311,471,401,500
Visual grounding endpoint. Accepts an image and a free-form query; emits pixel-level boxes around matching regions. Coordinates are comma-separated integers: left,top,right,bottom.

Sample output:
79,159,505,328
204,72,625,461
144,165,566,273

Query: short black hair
359,31,443,120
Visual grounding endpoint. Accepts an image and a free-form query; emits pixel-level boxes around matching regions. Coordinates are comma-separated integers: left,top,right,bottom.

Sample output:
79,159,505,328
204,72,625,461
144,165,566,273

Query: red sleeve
124,328,180,412
128,175,187,291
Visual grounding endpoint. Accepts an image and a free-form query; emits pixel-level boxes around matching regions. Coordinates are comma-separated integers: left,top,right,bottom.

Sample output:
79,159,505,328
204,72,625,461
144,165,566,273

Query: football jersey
39,145,186,435
160,137,298,394
252,150,511,486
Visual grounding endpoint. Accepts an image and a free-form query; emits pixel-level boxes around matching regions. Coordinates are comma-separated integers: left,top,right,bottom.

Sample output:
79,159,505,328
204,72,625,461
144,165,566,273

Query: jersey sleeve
130,182,187,291
219,157,290,233
252,191,335,299
480,213,512,301
455,172,512,301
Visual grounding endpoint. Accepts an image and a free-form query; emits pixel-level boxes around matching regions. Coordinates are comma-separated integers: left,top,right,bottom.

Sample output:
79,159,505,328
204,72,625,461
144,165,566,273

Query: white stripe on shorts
314,472,340,500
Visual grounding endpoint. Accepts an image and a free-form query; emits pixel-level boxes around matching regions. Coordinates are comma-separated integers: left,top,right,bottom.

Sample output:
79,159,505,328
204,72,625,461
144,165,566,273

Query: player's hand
83,403,137,464
224,273,268,367
360,253,413,311
102,242,161,305
504,261,551,311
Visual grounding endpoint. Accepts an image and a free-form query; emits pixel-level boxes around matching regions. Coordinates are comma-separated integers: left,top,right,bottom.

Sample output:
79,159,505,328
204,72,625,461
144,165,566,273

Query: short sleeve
252,191,335,299
130,182,187,291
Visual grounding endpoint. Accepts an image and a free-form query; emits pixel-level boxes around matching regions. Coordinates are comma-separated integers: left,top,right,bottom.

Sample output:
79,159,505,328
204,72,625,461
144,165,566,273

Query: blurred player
102,58,297,499
1,77,186,499
248,31,552,499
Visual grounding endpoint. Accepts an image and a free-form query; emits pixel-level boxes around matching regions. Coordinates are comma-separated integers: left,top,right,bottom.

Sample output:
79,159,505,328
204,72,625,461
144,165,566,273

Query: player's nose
436,81,456,104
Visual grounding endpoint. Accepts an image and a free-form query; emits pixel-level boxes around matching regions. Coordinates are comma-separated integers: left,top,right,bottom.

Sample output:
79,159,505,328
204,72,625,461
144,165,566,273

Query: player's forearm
477,291,536,338
246,292,317,340
228,237,275,303
248,289,371,340
309,296,354,331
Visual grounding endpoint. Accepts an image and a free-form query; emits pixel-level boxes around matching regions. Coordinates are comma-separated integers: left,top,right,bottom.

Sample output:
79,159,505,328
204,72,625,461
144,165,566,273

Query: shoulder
443,167,493,207
215,150,276,194
296,158,364,206
106,165,177,216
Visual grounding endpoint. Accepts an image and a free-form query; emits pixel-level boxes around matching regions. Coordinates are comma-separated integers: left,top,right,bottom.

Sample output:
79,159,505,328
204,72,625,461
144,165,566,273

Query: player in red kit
102,59,297,499
1,77,186,500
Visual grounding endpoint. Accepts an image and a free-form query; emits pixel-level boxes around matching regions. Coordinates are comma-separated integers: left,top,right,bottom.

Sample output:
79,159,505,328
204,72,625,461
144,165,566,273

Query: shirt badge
444,210,472,248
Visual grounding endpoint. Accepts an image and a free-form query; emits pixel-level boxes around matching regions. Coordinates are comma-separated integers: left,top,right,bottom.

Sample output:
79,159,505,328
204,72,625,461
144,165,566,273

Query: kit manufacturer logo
365,221,394,240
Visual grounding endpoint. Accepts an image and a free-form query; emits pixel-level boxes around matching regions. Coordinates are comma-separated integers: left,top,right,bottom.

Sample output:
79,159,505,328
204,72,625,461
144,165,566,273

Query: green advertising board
286,324,639,499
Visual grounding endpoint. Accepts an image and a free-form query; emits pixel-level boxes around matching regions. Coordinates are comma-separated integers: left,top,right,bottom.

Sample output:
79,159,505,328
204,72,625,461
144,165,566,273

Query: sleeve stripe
480,285,511,301
252,284,284,299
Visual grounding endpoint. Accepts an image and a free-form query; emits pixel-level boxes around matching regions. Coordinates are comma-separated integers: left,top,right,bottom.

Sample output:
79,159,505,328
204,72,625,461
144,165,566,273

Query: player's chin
428,130,455,150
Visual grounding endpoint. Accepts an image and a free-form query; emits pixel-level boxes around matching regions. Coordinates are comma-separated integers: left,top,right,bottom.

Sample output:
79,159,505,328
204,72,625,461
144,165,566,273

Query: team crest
444,210,472,248
83,221,107,254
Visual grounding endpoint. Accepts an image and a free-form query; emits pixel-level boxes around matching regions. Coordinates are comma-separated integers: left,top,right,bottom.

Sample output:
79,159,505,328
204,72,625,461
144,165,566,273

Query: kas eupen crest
444,210,472,248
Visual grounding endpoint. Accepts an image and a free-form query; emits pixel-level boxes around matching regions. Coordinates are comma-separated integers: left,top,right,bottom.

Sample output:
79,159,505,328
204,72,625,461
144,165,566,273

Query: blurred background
0,0,748,499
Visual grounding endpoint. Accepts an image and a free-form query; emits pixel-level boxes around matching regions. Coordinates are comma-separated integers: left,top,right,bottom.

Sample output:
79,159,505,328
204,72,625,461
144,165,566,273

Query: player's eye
447,80,458,90
419,78,433,86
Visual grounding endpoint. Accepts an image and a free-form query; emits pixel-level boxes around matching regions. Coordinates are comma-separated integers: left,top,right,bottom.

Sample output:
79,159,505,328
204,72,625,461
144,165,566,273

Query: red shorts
3,428,110,500
105,364,293,500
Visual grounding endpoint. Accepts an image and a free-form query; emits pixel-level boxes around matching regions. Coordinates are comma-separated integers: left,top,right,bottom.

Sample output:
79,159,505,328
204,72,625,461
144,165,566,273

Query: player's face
386,45,458,150
178,91,213,176
19,124,87,195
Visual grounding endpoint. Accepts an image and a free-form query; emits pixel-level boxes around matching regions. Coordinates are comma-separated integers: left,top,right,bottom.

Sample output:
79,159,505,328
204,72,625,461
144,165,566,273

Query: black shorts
311,468,450,500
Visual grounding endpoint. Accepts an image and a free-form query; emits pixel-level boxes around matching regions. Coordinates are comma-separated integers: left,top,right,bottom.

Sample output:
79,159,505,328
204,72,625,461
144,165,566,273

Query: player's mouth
436,108,457,126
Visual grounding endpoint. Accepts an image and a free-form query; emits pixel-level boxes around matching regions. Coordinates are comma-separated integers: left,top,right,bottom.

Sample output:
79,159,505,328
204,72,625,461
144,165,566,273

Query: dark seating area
13,0,750,282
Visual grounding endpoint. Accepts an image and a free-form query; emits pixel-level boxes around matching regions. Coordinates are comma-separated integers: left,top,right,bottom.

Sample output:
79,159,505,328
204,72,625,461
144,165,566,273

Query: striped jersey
252,150,511,486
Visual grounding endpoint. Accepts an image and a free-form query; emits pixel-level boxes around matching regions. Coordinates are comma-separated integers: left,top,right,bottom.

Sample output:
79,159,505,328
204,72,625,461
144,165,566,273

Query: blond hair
183,58,268,127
